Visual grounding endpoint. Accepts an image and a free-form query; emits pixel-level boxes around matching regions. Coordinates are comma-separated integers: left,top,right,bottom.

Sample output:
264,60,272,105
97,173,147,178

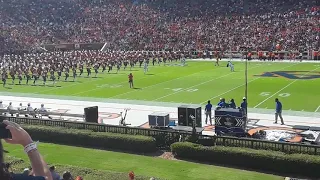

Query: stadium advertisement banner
44,43,105,51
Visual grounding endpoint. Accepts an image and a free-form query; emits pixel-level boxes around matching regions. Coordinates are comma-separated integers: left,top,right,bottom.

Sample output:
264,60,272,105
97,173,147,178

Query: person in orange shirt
128,73,134,88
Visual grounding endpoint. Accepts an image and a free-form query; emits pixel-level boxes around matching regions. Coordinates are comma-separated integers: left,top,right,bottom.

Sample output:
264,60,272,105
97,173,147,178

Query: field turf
1,60,320,112
3,142,282,180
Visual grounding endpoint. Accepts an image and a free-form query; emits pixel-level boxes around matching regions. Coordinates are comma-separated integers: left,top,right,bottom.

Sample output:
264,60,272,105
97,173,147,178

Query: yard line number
96,84,123,88
260,92,291,98
164,88,199,92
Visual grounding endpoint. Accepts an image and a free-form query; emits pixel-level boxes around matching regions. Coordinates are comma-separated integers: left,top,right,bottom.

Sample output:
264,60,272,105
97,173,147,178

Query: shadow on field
133,87,141,90
145,74,154,76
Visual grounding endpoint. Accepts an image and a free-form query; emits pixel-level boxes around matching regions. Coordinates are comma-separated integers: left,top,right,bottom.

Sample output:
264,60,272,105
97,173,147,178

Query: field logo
256,71,320,79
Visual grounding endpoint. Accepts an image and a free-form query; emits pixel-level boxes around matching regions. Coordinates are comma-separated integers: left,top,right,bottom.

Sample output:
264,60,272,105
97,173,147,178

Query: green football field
1,60,320,112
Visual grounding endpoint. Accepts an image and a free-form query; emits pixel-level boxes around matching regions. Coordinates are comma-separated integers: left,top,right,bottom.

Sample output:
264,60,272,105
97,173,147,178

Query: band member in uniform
32,68,38,85
123,60,128,70
79,63,84,76
42,70,47,85
116,62,121,73
2,71,7,87
57,66,62,80
130,60,134,70
64,67,70,81
94,63,99,77
50,69,56,85
72,66,77,81
128,73,134,88
25,70,31,85
107,62,112,73
86,63,91,77
10,69,15,85
101,62,106,73
152,56,156,66
18,69,23,85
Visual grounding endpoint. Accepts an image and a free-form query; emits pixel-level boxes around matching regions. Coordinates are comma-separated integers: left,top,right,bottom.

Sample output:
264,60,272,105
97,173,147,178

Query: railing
2,116,320,155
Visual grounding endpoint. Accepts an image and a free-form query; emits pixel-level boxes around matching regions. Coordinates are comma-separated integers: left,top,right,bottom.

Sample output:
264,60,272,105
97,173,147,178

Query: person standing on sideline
128,73,134,88
241,97,247,115
205,100,213,125
275,98,284,125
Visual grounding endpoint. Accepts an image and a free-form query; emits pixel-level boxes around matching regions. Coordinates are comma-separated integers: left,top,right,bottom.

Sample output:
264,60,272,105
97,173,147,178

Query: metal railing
2,116,320,155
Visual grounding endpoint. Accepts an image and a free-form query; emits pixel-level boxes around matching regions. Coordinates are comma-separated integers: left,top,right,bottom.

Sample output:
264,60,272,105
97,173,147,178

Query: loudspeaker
84,106,98,123
148,112,169,127
178,105,188,126
178,105,202,127
187,106,202,127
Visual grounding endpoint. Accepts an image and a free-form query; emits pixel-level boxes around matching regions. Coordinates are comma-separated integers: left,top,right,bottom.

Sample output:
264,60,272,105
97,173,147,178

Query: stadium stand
0,0,319,55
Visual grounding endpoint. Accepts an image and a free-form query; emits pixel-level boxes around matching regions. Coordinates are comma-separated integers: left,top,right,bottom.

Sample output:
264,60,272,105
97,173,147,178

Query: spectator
0,120,52,180
229,99,237,109
62,171,73,180
49,166,60,180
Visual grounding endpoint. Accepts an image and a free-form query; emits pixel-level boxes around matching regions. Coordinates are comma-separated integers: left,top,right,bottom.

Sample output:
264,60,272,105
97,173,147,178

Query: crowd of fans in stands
0,0,319,55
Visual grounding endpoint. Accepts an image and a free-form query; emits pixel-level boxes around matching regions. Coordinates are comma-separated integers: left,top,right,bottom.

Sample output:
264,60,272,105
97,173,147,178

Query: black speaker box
84,106,98,123
178,105,188,126
178,105,202,127
148,112,170,127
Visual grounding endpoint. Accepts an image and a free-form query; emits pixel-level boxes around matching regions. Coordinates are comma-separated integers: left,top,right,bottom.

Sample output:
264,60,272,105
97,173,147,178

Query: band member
57,66,62,80
116,62,121,73
86,63,91,77
152,56,156,66
124,60,128,70
50,69,56,85
108,62,112,73
18,69,23,85
79,63,84,76
25,70,31,85
42,70,47,85
94,63,99,77
2,71,7,87
10,69,15,85
64,67,69,81
130,60,134,70
128,73,134,88
101,62,106,73
72,66,77,81
32,68,38,85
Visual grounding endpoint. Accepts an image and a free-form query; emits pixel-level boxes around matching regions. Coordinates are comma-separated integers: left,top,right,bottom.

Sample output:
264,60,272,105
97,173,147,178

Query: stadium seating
0,0,319,55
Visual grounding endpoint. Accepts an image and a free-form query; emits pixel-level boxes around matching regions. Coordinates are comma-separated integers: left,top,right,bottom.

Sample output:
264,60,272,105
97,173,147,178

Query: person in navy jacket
275,98,284,125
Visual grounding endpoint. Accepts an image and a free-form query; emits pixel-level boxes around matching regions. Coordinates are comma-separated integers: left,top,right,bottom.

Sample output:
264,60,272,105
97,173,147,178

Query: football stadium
0,0,320,180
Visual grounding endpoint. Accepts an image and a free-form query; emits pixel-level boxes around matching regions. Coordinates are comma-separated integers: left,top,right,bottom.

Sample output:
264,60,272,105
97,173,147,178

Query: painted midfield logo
255,71,320,80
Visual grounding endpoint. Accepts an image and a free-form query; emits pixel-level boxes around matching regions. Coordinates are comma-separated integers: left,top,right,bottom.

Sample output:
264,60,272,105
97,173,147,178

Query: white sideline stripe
152,64,263,101
108,64,223,98
200,77,260,104
254,66,320,108
315,106,320,112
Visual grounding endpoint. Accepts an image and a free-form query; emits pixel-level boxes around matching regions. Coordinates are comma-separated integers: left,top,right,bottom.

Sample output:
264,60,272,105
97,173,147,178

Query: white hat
243,97,246,100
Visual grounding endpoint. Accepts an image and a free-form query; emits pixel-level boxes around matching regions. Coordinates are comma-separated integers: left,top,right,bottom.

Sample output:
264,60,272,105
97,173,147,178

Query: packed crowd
0,0,319,55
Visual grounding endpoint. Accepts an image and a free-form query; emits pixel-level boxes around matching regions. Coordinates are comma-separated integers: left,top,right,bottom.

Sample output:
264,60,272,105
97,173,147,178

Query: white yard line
71,63,209,96
152,64,263,101
200,62,299,105
315,106,320,112
254,66,320,108
200,77,261,104
108,65,225,99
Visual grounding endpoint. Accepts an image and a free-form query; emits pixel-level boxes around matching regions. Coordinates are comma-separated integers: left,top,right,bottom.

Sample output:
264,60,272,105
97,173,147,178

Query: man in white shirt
0,101,4,108
39,104,52,119
7,102,14,116
26,103,36,118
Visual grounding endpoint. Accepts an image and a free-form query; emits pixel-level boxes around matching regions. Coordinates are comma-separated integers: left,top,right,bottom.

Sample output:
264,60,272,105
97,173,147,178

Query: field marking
152,64,264,101
199,62,300,104
71,63,210,96
254,66,320,108
315,106,320,112
200,77,261,104
106,64,218,98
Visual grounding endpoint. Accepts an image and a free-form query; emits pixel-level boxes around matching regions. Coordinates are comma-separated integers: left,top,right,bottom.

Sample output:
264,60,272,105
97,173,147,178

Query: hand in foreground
3,120,33,147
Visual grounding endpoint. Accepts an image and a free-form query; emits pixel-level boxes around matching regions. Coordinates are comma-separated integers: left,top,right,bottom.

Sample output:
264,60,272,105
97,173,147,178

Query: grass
3,142,283,180
1,60,320,112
